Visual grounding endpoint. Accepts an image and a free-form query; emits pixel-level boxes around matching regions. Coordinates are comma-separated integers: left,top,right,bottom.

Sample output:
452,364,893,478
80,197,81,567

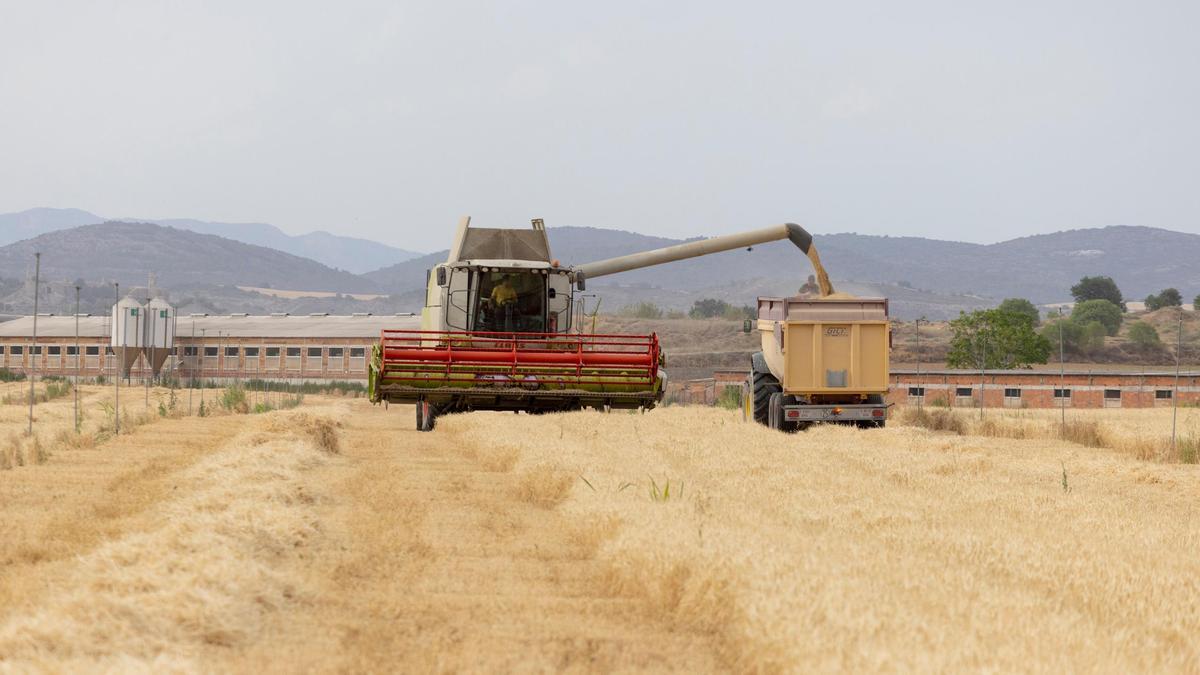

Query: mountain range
0,207,422,273
364,224,1200,306
0,222,374,293
2,207,1200,319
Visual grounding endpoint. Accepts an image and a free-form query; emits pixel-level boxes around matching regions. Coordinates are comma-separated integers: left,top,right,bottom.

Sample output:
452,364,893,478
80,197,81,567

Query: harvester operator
489,275,518,306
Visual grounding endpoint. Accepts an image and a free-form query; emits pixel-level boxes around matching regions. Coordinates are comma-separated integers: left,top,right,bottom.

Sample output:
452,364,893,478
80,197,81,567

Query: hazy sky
2,1,1197,252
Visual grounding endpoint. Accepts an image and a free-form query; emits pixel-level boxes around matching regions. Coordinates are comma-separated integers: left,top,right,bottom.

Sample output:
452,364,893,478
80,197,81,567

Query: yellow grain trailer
747,296,890,431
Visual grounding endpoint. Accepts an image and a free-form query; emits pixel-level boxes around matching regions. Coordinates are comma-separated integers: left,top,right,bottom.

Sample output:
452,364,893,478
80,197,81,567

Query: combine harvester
370,217,826,430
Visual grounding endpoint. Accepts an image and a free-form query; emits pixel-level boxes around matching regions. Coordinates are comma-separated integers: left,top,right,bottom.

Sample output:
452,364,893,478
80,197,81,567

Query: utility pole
200,328,206,410
74,285,81,433
218,331,224,387
114,282,120,434
145,295,152,409
28,252,40,436
189,317,195,415
1171,308,1183,456
915,317,925,411
1057,308,1065,436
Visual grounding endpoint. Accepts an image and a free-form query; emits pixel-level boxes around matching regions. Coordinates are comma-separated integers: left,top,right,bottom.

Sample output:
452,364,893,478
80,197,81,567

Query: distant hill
367,224,1200,310
0,208,423,273
146,218,422,273
0,207,104,242
0,222,378,293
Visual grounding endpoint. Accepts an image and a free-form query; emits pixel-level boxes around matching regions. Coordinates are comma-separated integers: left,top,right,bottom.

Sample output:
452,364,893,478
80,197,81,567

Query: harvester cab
423,217,576,336
370,217,824,431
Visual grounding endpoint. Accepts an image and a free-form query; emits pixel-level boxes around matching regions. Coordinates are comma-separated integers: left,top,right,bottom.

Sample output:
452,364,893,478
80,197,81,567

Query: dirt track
2,396,1199,672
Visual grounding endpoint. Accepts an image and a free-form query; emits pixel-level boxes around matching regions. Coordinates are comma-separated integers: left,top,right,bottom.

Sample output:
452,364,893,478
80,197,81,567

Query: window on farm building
10,346,23,355
86,346,100,356
286,347,301,357
908,387,925,397
243,347,259,357
307,347,322,358
182,346,198,357
955,387,972,397
1104,389,1121,399
204,347,218,357
350,347,365,358
266,347,280,357
1053,389,1071,398
48,346,61,355
225,347,239,357
328,347,344,358
1004,388,1021,398
1156,389,1173,399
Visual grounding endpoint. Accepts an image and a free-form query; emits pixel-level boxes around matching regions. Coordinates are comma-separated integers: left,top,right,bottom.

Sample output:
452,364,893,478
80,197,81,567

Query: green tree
946,309,1052,369
1145,288,1182,311
997,298,1041,326
1071,276,1125,311
1071,299,1123,336
1127,321,1162,349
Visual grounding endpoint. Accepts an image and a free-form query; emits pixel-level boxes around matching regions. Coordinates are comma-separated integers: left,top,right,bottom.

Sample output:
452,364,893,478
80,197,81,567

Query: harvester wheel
751,353,781,427
416,401,437,432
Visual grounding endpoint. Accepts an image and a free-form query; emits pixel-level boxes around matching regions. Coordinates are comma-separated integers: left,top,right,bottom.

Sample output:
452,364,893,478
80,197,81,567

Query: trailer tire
767,392,783,430
751,352,780,426
867,394,886,428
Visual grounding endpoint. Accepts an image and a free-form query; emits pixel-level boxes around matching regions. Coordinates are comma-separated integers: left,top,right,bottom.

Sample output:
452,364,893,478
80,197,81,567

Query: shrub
689,298,755,321
715,386,742,410
1180,437,1199,464
900,407,965,434
219,385,248,413
1061,420,1107,448
619,302,664,319
0,368,26,383
1127,321,1162,349
1071,299,1123,336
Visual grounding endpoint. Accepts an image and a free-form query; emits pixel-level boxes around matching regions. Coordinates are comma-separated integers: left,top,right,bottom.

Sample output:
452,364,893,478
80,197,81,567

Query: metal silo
145,297,175,375
111,296,145,377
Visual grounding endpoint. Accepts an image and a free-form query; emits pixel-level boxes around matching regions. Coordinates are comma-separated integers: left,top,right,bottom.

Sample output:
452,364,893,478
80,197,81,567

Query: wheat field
1,393,1198,672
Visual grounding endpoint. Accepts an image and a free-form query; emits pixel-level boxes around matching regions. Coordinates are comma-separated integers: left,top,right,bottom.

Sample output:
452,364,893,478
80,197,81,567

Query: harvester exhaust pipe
573,222,833,296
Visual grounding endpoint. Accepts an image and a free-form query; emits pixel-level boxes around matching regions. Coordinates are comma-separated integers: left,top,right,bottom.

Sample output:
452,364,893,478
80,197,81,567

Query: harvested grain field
1,396,1198,672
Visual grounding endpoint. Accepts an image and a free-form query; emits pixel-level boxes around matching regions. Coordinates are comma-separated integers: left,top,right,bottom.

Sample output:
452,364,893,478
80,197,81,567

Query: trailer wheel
751,352,780,426
867,394,886,428
768,392,787,431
